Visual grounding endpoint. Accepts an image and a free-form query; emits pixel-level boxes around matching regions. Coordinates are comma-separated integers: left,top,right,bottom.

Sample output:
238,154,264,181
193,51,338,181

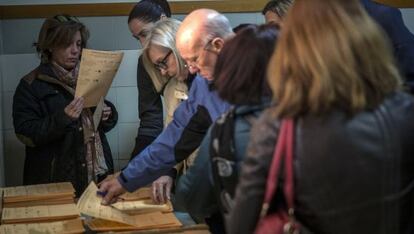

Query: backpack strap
210,107,259,214
210,107,237,214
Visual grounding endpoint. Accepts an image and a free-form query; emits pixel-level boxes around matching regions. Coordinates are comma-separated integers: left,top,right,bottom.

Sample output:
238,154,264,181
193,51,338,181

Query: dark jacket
228,91,414,234
12,63,117,196
130,56,164,159
174,103,268,220
361,0,414,92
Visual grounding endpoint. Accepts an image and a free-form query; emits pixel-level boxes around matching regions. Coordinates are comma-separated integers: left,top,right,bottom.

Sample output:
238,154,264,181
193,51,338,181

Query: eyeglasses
154,50,173,71
184,38,214,70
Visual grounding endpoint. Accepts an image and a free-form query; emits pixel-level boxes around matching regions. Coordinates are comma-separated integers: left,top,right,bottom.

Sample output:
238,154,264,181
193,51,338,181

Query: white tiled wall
0,50,142,185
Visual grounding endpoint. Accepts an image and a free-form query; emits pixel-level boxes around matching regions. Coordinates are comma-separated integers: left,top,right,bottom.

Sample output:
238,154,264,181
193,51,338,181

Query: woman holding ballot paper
12,14,118,197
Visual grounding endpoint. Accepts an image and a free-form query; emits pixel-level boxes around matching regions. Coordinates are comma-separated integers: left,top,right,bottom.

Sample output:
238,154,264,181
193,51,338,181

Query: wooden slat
0,0,268,19
0,0,412,20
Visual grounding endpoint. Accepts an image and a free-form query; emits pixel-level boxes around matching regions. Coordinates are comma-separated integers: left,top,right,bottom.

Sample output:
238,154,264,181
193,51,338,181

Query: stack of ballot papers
78,182,182,232
1,203,80,224
1,182,75,208
0,218,84,234
0,182,84,233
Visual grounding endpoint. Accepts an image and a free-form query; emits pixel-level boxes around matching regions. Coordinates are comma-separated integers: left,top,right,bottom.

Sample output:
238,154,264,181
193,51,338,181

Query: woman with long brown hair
228,0,414,233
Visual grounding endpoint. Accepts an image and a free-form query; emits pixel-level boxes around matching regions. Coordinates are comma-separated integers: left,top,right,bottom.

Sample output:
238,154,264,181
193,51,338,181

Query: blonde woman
229,0,414,233
142,18,196,204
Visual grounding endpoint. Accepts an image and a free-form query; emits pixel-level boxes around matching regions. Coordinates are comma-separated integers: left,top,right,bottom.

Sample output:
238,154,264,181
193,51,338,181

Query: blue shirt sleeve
119,76,230,192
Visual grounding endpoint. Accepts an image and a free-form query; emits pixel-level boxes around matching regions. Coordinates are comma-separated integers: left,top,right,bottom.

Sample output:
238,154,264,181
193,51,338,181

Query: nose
71,44,80,54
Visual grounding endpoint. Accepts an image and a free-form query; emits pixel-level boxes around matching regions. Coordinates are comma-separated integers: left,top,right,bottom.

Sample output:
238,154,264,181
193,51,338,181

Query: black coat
228,91,414,234
130,56,163,159
12,63,117,196
361,0,414,93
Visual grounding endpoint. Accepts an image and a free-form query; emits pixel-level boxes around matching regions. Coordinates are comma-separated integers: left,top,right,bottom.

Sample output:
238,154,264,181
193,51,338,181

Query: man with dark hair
261,0,293,25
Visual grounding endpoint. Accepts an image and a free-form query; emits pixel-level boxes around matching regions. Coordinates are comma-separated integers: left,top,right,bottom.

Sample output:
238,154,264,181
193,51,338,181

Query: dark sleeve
131,56,163,158
364,2,414,92
173,127,218,220
227,111,280,234
100,100,118,133
12,80,73,147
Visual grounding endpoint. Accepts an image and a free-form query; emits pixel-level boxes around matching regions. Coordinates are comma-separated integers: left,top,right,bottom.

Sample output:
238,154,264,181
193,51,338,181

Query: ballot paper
75,49,123,107
112,199,173,215
119,187,152,201
77,182,181,230
1,203,80,224
0,218,84,234
2,182,75,208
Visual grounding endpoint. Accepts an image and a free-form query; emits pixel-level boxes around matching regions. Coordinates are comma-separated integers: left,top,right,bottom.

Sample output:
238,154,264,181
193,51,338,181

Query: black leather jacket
228,91,414,234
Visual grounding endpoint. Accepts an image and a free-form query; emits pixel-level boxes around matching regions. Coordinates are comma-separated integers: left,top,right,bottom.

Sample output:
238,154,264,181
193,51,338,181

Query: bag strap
260,119,295,217
210,108,238,213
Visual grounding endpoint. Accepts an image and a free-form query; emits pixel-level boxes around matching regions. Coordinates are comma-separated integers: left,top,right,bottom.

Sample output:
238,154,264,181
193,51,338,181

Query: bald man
98,9,233,206
176,9,234,80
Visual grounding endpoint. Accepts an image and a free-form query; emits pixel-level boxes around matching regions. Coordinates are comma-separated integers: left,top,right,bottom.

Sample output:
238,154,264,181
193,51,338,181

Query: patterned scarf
51,62,108,182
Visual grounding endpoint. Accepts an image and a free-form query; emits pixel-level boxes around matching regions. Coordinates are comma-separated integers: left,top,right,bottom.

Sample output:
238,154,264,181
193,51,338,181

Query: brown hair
34,14,89,63
214,24,279,105
268,0,401,118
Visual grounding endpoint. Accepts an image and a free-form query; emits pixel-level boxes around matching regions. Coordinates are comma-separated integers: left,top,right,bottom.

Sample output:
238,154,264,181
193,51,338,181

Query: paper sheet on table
75,49,123,107
77,182,180,229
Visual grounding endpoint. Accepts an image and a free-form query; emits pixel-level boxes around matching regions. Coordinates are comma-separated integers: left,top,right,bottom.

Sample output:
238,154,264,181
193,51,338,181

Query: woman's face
51,31,82,70
128,18,153,46
148,44,177,78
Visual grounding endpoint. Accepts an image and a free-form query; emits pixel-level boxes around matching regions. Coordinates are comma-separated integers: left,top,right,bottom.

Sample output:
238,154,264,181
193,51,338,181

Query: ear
211,37,225,54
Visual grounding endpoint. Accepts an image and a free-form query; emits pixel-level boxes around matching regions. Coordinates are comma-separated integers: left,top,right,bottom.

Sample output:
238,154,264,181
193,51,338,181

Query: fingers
151,183,160,204
99,178,125,206
102,106,112,121
102,189,117,205
151,176,173,204
64,97,85,120
165,181,172,201
158,183,165,204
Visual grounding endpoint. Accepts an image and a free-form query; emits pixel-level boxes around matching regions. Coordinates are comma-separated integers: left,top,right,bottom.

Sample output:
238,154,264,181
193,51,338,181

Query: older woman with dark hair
228,0,414,233
12,15,118,196
173,24,279,231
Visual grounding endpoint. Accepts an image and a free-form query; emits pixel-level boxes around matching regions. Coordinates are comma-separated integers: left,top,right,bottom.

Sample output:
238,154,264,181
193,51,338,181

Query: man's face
179,37,219,81
265,11,283,26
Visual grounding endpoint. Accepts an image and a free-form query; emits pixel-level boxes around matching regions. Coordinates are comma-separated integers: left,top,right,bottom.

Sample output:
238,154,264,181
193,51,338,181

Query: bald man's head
176,9,233,80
